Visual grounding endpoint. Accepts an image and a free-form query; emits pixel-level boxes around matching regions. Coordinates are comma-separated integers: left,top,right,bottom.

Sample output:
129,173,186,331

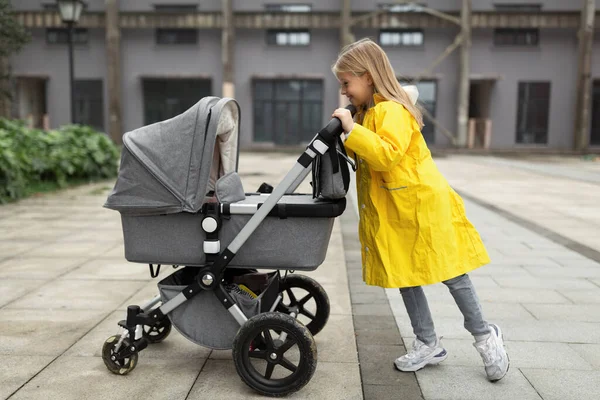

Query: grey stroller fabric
158,268,278,349
104,97,240,216
215,172,245,203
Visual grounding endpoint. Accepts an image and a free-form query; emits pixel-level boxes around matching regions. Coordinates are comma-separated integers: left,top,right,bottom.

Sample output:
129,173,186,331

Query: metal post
456,0,471,147
338,0,354,106
222,0,234,98
106,0,122,143
574,0,595,151
67,21,75,123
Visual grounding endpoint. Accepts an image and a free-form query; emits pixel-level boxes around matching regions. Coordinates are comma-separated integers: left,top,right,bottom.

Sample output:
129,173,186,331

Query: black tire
277,274,330,336
102,335,138,375
232,312,317,397
143,318,172,344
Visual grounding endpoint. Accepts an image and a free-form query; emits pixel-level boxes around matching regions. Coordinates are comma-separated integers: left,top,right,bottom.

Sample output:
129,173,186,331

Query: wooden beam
13,10,586,29
105,0,122,144
456,0,471,148
574,0,595,151
222,0,234,98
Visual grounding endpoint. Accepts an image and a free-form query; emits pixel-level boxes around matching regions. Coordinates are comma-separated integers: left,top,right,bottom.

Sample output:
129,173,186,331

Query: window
516,82,550,144
379,3,425,12
46,28,89,44
74,80,104,131
253,79,323,145
156,29,198,44
266,30,310,46
265,4,312,13
494,29,539,46
154,4,198,13
380,30,423,47
143,79,211,125
494,4,542,12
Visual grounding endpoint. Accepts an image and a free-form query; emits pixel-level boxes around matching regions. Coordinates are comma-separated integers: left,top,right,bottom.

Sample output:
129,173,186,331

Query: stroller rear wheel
142,318,172,344
232,312,317,397
277,274,330,336
102,335,138,375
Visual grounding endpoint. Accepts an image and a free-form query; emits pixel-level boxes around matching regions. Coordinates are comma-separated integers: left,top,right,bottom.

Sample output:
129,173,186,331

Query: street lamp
57,0,84,123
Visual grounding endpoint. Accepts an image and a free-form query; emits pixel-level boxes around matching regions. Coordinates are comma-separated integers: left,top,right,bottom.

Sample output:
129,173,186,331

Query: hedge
0,118,120,203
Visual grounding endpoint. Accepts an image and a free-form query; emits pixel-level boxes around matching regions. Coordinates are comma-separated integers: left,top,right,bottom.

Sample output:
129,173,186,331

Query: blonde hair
332,38,423,127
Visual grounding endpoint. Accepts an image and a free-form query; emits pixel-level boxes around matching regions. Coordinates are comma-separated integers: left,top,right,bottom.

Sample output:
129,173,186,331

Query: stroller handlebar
317,104,357,140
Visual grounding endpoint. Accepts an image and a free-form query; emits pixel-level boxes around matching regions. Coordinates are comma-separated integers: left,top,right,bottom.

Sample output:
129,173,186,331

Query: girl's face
337,72,374,107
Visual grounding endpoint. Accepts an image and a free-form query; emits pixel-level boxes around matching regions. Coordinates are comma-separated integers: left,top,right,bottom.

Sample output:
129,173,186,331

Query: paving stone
520,369,600,400
558,289,600,304
523,265,600,279
352,303,394,317
0,309,108,356
0,355,55,399
9,355,204,400
311,314,358,363
357,344,405,364
363,383,424,400
359,361,422,386
7,279,147,311
187,359,362,400
523,303,600,322
0,256,87,280
493,276,598,290
415,366,542,400
0,279,46,308
61,259,155,281
24,241,117,258
569,344,600,369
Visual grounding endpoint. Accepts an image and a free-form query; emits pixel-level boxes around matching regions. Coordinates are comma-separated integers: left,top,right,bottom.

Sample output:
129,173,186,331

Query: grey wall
120,29,223,133
471,28,579,149
234,28,340,146
10,28,108,130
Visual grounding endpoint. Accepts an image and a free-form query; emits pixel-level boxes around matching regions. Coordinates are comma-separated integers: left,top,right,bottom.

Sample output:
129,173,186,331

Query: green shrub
0,119,120,203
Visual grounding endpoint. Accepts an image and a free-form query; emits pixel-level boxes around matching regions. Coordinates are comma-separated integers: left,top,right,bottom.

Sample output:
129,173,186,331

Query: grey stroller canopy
105,97,240,216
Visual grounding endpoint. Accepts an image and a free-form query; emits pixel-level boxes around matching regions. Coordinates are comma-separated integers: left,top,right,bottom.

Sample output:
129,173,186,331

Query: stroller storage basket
158,268,280,349
122,195,345,270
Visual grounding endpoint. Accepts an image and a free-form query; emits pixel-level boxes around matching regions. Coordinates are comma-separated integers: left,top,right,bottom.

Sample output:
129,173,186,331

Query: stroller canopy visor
104,97,240,216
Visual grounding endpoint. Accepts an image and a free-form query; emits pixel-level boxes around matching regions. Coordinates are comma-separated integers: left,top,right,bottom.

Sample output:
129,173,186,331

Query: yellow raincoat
344,93,490,288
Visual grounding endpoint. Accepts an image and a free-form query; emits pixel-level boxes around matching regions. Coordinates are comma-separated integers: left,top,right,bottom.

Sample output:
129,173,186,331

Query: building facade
7,0,600,150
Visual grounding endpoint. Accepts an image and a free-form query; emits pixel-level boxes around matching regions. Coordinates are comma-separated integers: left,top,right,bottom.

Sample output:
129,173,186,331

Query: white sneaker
474,324,510,382
394,337,448,372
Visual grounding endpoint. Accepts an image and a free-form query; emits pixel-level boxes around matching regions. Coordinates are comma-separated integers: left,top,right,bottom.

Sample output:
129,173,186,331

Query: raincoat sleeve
344,102,413,171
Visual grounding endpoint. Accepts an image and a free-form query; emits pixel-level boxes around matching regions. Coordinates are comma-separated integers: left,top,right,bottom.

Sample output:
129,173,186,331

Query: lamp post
57,0,84,124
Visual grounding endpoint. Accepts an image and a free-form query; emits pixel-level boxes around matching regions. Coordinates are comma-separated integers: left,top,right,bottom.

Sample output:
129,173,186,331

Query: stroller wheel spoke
277,338,296,355
249,350,267,359
279,357,298,373
297,294,312,306
262,329,275,349
285,288,298,305
300,308,316,320
264,363,275,380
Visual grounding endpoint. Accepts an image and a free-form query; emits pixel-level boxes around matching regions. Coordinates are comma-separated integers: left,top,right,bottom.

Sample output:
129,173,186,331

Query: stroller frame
105,104,354,395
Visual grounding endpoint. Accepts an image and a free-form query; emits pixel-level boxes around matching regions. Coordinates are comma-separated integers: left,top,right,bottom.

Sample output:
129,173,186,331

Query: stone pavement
1,152,599,400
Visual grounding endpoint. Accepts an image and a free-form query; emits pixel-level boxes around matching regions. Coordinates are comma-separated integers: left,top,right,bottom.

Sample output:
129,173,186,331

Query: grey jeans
399,274,489,345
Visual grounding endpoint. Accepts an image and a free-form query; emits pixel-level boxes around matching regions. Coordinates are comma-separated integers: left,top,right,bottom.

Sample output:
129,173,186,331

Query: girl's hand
332,108,355,134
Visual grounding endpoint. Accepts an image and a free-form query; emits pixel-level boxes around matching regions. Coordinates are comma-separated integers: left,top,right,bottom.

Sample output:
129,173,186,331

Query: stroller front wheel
102,335,138,375
232,312,317,397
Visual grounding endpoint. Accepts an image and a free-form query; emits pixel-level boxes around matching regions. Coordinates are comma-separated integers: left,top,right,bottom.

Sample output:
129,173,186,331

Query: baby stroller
102,96,355,396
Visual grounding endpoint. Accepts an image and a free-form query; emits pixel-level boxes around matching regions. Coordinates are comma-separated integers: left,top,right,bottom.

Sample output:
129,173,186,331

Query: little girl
331,38,509,381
